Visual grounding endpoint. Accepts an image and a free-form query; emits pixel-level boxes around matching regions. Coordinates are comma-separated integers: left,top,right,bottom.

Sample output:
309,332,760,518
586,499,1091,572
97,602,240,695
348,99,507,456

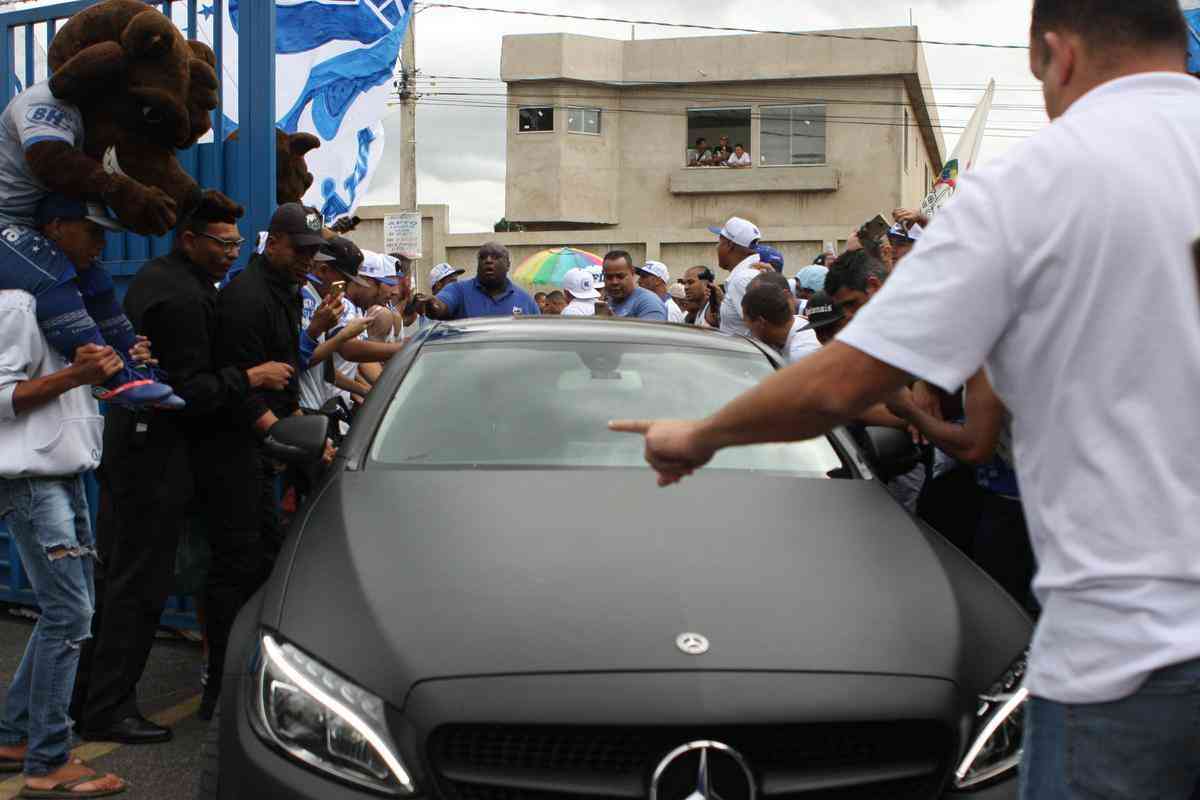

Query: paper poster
384,212,421,258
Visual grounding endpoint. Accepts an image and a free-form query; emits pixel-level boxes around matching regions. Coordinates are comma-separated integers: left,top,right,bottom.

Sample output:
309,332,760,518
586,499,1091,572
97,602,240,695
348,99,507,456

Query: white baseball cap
359,251,399,286
430,262,465,286
667,282,687,301
708,216,762,249
636,261,670,284
588,263,605,286
562,267,600,300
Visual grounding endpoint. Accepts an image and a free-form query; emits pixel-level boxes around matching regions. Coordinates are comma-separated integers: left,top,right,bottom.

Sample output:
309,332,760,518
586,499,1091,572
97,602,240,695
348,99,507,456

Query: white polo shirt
782,317,820,364
719,255,763,337
839,73,1200,704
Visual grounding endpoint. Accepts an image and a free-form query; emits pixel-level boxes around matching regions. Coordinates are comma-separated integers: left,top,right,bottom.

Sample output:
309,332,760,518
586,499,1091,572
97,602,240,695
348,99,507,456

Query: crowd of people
687,135,753,168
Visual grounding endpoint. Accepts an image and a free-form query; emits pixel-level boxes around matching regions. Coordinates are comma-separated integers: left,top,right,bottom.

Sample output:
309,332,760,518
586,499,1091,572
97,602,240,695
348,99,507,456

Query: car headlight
256,633,415,794
954,651,1029,789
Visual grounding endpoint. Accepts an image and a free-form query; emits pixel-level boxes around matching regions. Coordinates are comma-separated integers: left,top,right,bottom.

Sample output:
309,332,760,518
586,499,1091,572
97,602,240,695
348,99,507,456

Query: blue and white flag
1184,1,1200,74
198,0,411,222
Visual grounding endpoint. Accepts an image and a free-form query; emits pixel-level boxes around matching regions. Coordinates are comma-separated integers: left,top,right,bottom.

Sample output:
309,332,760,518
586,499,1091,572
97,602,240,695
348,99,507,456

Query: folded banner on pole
200,0,413,223
1184,1,1200,75
921,79,995,219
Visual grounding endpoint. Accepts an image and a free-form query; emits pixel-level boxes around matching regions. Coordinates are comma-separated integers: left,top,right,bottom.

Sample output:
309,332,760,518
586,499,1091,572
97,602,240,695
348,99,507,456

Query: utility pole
399,13,417,211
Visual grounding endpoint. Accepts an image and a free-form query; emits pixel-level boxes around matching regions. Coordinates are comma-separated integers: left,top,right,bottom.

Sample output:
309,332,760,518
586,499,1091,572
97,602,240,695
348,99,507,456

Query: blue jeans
0,476,96,776
0,223,141,390
1020,658,1200,799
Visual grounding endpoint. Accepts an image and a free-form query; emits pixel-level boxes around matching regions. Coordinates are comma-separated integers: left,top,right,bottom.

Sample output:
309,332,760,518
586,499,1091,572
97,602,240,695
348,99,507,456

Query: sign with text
384,212,422,258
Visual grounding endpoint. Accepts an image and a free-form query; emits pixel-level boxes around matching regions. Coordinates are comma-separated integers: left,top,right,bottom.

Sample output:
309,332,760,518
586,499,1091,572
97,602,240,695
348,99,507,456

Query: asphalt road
0,605,205,799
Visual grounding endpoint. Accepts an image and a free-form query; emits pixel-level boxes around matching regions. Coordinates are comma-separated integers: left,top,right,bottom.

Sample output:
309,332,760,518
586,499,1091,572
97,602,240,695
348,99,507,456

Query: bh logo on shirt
25,105,71,131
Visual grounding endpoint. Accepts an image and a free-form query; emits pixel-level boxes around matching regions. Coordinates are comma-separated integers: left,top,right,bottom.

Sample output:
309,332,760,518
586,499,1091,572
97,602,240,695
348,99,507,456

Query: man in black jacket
71,192,294,743
199,202,330,718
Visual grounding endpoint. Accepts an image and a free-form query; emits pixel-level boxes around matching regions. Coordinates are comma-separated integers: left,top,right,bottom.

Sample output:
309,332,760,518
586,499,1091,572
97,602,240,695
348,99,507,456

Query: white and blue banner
1184,1,1200,74
198,0,412,222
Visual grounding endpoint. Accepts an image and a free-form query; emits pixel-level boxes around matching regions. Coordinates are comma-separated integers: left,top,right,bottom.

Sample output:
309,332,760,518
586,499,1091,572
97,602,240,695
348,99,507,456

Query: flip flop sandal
18,775,125,798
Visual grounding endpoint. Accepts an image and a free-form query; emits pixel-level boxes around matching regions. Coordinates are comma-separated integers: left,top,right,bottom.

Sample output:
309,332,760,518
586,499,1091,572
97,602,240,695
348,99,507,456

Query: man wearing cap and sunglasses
199,202,336,719
298,237,376,411
636,261,687,324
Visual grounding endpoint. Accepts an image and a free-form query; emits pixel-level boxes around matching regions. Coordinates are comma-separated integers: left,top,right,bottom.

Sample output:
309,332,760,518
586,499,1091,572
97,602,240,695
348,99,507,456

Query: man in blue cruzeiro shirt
423,242,540,320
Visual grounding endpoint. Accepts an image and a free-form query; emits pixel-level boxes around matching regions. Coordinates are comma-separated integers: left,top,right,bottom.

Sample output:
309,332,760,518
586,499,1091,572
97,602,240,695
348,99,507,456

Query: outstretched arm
611,341,911,485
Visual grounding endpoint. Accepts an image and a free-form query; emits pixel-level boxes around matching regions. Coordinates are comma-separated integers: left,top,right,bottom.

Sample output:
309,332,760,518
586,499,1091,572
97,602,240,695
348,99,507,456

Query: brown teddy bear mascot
0,0,221,408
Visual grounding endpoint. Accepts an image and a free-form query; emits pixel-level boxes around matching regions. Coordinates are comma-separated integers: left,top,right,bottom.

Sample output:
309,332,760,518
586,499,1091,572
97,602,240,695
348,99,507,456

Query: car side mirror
861,426,922,482
262,415,329,465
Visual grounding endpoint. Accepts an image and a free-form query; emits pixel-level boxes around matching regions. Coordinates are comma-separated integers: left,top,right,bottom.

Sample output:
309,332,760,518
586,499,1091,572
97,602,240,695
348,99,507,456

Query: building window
567,107,601,135
686,107,751,166
518,107,554,133
760,104,826,166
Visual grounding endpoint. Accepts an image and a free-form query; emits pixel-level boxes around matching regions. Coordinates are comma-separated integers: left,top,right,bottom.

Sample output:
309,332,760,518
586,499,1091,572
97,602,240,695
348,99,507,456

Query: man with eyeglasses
71,191,295,744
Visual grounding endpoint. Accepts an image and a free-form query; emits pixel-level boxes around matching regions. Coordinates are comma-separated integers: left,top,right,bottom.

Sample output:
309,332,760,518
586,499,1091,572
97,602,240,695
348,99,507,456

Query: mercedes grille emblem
650,740,755,800
676,632,710,655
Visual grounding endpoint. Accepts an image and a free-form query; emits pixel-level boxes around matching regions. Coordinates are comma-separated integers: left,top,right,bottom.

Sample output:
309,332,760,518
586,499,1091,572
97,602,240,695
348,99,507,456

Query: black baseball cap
800,291,846,332
268,202,325,247
317,235,369,287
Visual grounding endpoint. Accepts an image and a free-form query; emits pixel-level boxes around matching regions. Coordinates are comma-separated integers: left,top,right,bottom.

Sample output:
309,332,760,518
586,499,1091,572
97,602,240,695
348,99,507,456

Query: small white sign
384,212,422,258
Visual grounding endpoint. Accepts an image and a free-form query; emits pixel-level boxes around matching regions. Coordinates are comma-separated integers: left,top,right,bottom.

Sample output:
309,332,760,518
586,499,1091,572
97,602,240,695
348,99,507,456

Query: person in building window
727,144,753,168
687,138,712,167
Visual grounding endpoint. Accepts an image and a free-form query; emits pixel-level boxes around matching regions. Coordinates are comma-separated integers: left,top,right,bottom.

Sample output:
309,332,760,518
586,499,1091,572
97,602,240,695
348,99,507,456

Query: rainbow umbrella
512,247,604,287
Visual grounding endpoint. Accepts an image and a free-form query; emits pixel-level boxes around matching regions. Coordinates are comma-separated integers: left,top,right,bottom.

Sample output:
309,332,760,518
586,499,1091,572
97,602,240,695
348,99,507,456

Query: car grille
428,722,952,800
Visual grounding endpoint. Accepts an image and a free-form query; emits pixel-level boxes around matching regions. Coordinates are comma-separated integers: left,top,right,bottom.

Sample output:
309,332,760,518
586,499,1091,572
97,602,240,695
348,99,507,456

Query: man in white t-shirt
614,3,1200,794
711,217,764,337
636,261,687,323
560,268,600,316
726,144,752,168
740,276,820,365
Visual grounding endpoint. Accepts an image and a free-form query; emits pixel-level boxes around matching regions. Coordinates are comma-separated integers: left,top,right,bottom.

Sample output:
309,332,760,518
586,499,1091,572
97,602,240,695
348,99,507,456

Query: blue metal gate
0,0,277,628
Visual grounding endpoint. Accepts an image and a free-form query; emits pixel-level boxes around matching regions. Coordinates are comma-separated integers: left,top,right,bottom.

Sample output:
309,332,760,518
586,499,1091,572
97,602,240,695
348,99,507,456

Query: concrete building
352,27,947,288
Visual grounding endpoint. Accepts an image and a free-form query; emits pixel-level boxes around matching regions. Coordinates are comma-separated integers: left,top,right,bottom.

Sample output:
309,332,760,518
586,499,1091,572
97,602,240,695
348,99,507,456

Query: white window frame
517,106,555,134
758,103,827,168
566,107,602,136
685,106,753,168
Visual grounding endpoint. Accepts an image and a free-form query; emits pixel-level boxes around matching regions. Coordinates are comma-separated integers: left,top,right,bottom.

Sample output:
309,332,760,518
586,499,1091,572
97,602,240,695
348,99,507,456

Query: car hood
275,469,974,705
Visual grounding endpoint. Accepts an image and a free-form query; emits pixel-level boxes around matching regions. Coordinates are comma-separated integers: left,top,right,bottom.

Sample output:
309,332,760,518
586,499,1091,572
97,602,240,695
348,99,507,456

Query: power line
418,72,1046,93
414,2,1031,51
410,96,1038,139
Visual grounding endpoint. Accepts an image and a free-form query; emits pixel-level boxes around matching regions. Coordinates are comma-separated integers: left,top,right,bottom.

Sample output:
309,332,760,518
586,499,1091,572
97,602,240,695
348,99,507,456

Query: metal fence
0,0,278,628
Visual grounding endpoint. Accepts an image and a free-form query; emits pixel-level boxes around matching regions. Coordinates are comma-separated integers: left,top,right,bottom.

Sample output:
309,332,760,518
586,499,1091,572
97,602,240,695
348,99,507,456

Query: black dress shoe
81,715,172,744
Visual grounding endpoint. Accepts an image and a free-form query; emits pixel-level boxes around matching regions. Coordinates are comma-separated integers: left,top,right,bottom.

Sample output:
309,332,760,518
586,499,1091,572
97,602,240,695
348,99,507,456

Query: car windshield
368,341,845,477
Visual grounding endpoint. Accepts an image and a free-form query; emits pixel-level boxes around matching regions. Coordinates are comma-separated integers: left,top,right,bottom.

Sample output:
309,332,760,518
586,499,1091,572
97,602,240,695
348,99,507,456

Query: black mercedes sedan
198,318,1032,800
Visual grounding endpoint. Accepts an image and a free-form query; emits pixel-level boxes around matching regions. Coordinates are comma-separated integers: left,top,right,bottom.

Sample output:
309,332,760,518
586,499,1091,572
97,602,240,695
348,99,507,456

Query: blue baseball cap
756,244,784,273
35,195,126,232
795,265,829,292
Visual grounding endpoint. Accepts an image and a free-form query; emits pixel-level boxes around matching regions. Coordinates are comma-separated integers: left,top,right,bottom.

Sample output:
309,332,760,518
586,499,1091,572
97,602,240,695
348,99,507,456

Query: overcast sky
362,0,1050,232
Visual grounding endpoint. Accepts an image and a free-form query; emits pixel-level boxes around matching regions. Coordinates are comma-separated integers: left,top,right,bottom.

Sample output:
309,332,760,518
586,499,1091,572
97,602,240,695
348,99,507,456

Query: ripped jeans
0,475,95,776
